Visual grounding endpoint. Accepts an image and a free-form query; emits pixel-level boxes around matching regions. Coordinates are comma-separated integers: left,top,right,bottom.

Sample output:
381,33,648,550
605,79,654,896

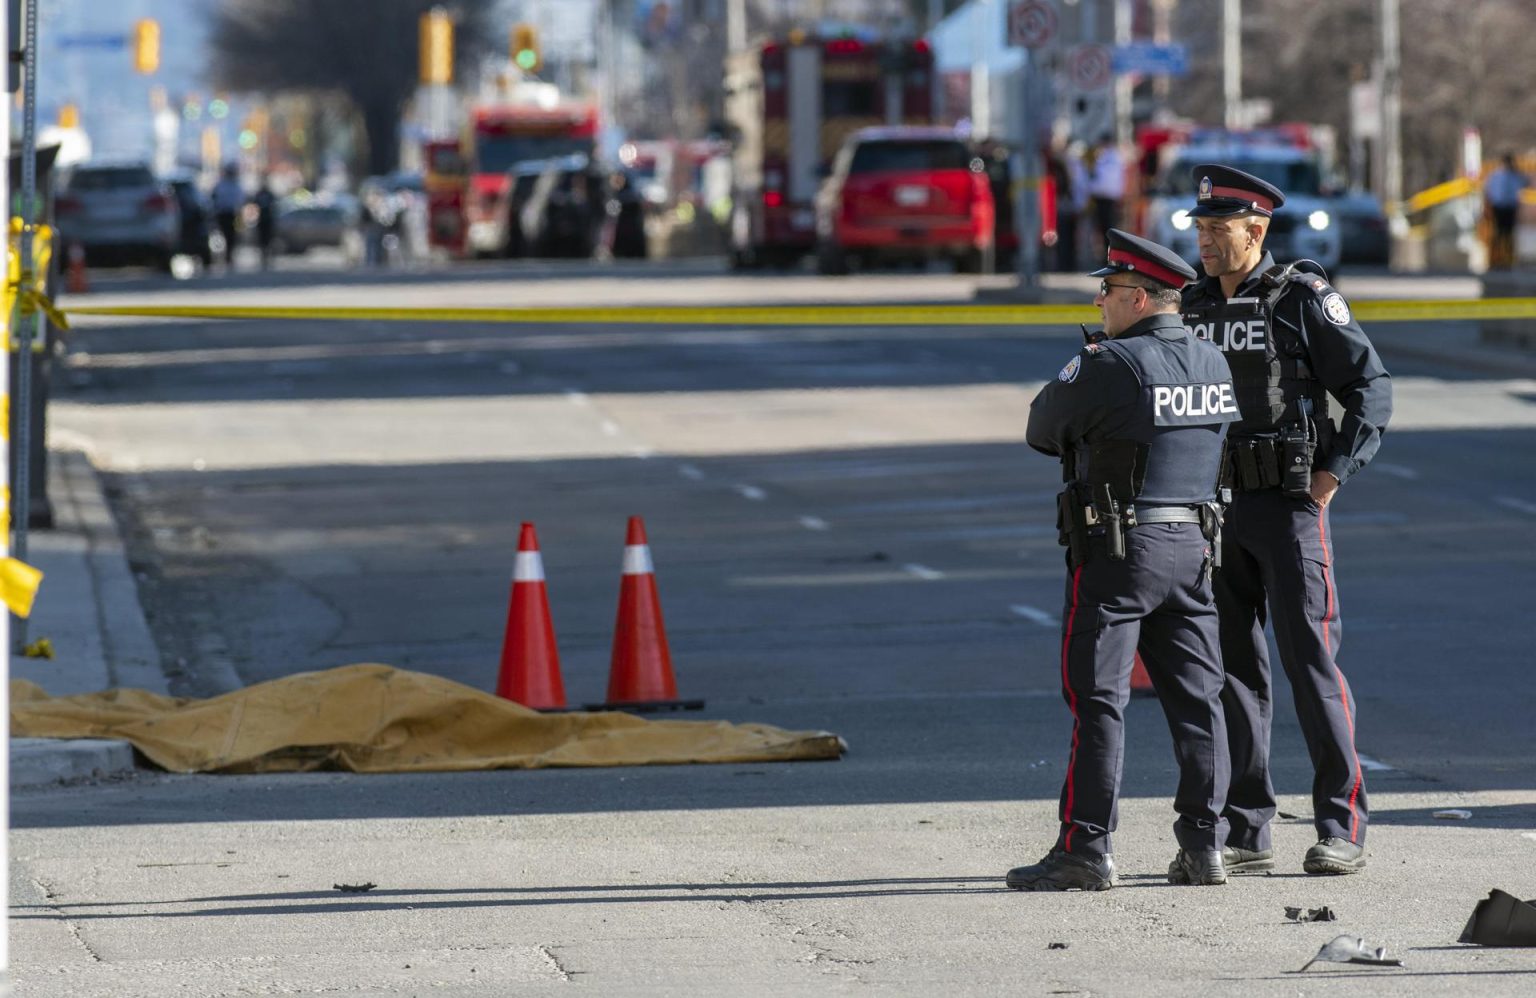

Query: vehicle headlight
1170,209,1192,231
1308,210,1331,231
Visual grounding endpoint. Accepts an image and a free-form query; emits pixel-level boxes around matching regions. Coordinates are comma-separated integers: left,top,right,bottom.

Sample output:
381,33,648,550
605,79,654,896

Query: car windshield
848,140,969,174
1161,157,1323,197
475,135,591,174
66,167,155,191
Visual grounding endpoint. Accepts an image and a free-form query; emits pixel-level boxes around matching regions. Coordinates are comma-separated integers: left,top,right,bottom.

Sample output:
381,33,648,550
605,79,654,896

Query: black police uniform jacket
1027,312,1239,505
1180,252,1393,485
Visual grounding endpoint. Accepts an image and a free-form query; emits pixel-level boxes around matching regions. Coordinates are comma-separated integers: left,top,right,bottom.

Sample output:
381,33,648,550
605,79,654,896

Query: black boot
1167,849,1227,885
1304,837,1366,875
1006,850,1115,892
1221,844,1276,874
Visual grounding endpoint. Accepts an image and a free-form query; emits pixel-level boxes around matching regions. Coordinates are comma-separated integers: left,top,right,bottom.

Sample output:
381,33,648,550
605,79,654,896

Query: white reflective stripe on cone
622,544,654,575
513,551,546,582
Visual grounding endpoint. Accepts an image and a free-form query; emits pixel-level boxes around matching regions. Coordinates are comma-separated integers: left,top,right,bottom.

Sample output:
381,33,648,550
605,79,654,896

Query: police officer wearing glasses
1008,230,1239,892
1181,165,1392,876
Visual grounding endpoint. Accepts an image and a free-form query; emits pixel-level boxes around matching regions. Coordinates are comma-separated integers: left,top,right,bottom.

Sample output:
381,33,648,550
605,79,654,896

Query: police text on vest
1154,383,1239,419
1187,318,1267,352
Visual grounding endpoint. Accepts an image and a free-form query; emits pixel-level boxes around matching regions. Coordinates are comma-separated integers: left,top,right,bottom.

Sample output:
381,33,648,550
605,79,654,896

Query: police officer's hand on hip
1181,165,1393,876
1007,230,1239,892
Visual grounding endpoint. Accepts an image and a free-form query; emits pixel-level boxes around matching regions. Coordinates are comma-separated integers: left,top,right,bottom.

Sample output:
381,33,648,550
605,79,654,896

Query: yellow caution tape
63,298,1536,326
6,221,67,344
0,556,43,618
21,637,54,659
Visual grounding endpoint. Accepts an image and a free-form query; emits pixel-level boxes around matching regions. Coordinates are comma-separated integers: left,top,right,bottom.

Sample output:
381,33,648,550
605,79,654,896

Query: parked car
814,127,994,274
1334,190,1391,266
272,195,361,260
54,161,180,270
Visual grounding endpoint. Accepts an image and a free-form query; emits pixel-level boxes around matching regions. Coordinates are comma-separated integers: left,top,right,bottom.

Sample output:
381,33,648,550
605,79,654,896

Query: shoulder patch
1310,278,1327,292
1058,354,1083,383
1084,342,1104,354
1321,292,1352,325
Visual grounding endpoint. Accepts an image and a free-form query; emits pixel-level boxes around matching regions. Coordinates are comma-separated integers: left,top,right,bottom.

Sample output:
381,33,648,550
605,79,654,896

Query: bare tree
207,1,497,176
1168,0,1536,195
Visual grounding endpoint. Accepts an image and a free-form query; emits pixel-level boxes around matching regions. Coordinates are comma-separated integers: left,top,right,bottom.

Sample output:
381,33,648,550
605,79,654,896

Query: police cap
1187,163,1286,218
1089,228,1197,289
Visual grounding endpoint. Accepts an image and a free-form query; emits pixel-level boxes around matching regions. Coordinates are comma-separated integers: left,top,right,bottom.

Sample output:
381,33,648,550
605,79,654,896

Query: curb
10,737,137,788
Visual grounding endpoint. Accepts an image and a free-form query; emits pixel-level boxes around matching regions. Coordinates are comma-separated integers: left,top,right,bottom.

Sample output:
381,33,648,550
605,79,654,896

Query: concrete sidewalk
9,446,167,788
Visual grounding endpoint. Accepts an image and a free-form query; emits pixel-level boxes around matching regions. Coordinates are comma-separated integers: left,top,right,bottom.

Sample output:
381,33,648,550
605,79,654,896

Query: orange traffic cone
65,242,89,294
591,516,704,712
1131,652,1156,698
494,522,567,710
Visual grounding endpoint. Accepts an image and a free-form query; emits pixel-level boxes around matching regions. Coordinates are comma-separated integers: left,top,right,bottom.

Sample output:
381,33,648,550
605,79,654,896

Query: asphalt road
13,261,1536,995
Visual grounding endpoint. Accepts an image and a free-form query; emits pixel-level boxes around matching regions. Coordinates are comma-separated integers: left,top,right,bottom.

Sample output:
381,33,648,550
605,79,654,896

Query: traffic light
419,8,454,85
511,23,540,73
133,18,160,75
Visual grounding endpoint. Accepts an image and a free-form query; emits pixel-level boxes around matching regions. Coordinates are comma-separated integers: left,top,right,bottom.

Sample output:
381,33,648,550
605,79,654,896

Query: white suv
1145,145,1342,276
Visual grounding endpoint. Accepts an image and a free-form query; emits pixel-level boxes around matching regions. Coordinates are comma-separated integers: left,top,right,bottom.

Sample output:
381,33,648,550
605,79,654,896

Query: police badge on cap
1198,175,1213,201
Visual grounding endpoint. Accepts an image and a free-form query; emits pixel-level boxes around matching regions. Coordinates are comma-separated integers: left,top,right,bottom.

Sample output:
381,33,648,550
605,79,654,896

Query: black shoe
1221,844,1276,874
1006,849,1115,892
1167,848,1227,886
1303,837,1366,875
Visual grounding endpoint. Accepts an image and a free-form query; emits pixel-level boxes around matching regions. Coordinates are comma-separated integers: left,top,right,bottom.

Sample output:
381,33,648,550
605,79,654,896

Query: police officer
1181,165,1393,876
1008,230,1240,892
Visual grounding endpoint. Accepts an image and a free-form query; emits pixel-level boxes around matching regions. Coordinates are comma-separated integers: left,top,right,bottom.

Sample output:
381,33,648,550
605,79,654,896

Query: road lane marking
1495,496,1536,516
1010,604,1060,627
903,563,945,580
678,464,705,481
1357,754,1394,772
1373,462,1419,480
799,516,829,531
600,420,620,436
1522,833,1536,844
735,484,767,501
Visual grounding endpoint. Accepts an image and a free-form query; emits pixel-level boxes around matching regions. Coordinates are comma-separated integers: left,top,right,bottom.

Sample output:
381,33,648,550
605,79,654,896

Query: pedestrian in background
209,164,244,270
250,175,278,270
1086,135,1124,260
1484,152,1528,270
1008,229,1238,892
1181,165,1393,878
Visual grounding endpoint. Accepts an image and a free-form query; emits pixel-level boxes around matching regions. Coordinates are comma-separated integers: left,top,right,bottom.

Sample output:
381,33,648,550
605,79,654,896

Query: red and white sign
1008,0,1058,50
1068,44,1113,92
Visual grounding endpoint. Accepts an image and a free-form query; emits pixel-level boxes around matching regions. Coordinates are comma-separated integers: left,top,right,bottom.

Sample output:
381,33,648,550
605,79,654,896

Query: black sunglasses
1098,279,1143,296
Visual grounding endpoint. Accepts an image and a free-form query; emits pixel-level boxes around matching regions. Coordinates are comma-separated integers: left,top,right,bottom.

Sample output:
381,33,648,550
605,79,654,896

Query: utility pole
1380,0,1402,213
1113,0,1131,148
727,0,746,53
1223,0,1241,130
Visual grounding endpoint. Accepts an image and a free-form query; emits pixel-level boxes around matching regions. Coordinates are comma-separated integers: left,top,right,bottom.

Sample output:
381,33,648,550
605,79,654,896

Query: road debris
1277,810,1300,820
21,637,54,659
1432,809,1473,820
1297,935,1403,972
1285,905,1338,923
1047,942,1069,950
1459,889,1536,947
334,882,377,893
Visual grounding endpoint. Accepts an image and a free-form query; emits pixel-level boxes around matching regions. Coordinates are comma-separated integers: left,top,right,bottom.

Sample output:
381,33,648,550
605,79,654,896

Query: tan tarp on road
9,664,846,774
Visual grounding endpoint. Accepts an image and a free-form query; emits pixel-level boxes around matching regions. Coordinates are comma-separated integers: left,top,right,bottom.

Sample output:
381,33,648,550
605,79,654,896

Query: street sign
1068,44,1113,92
56,33,128,50
1007,0,1057,50
1111,42,1189,77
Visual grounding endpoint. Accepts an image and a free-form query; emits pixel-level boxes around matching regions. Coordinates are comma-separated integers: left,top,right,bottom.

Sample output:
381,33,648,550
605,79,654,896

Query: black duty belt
1128,506,1203,525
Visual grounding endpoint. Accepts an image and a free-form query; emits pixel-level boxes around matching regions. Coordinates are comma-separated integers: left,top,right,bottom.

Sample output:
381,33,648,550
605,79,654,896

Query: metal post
1,4,13,989
1223,0,1241,130
1015,55,1044,289
727,0,746,53
1380,0,1401,213
13,0,40,651
1113,0,1131,148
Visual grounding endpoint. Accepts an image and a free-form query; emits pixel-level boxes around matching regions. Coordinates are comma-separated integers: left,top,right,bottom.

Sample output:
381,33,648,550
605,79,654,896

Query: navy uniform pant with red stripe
1054,522,1230,861
1214,488,1368,849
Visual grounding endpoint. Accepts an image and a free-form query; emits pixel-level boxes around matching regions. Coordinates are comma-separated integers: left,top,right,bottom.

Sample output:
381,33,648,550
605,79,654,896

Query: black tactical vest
1075,329,1239,505
1182,265,1328,435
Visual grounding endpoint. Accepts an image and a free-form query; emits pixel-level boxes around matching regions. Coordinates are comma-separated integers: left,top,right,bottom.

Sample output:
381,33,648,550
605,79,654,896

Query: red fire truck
723,34,935,267
456,99,598,257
